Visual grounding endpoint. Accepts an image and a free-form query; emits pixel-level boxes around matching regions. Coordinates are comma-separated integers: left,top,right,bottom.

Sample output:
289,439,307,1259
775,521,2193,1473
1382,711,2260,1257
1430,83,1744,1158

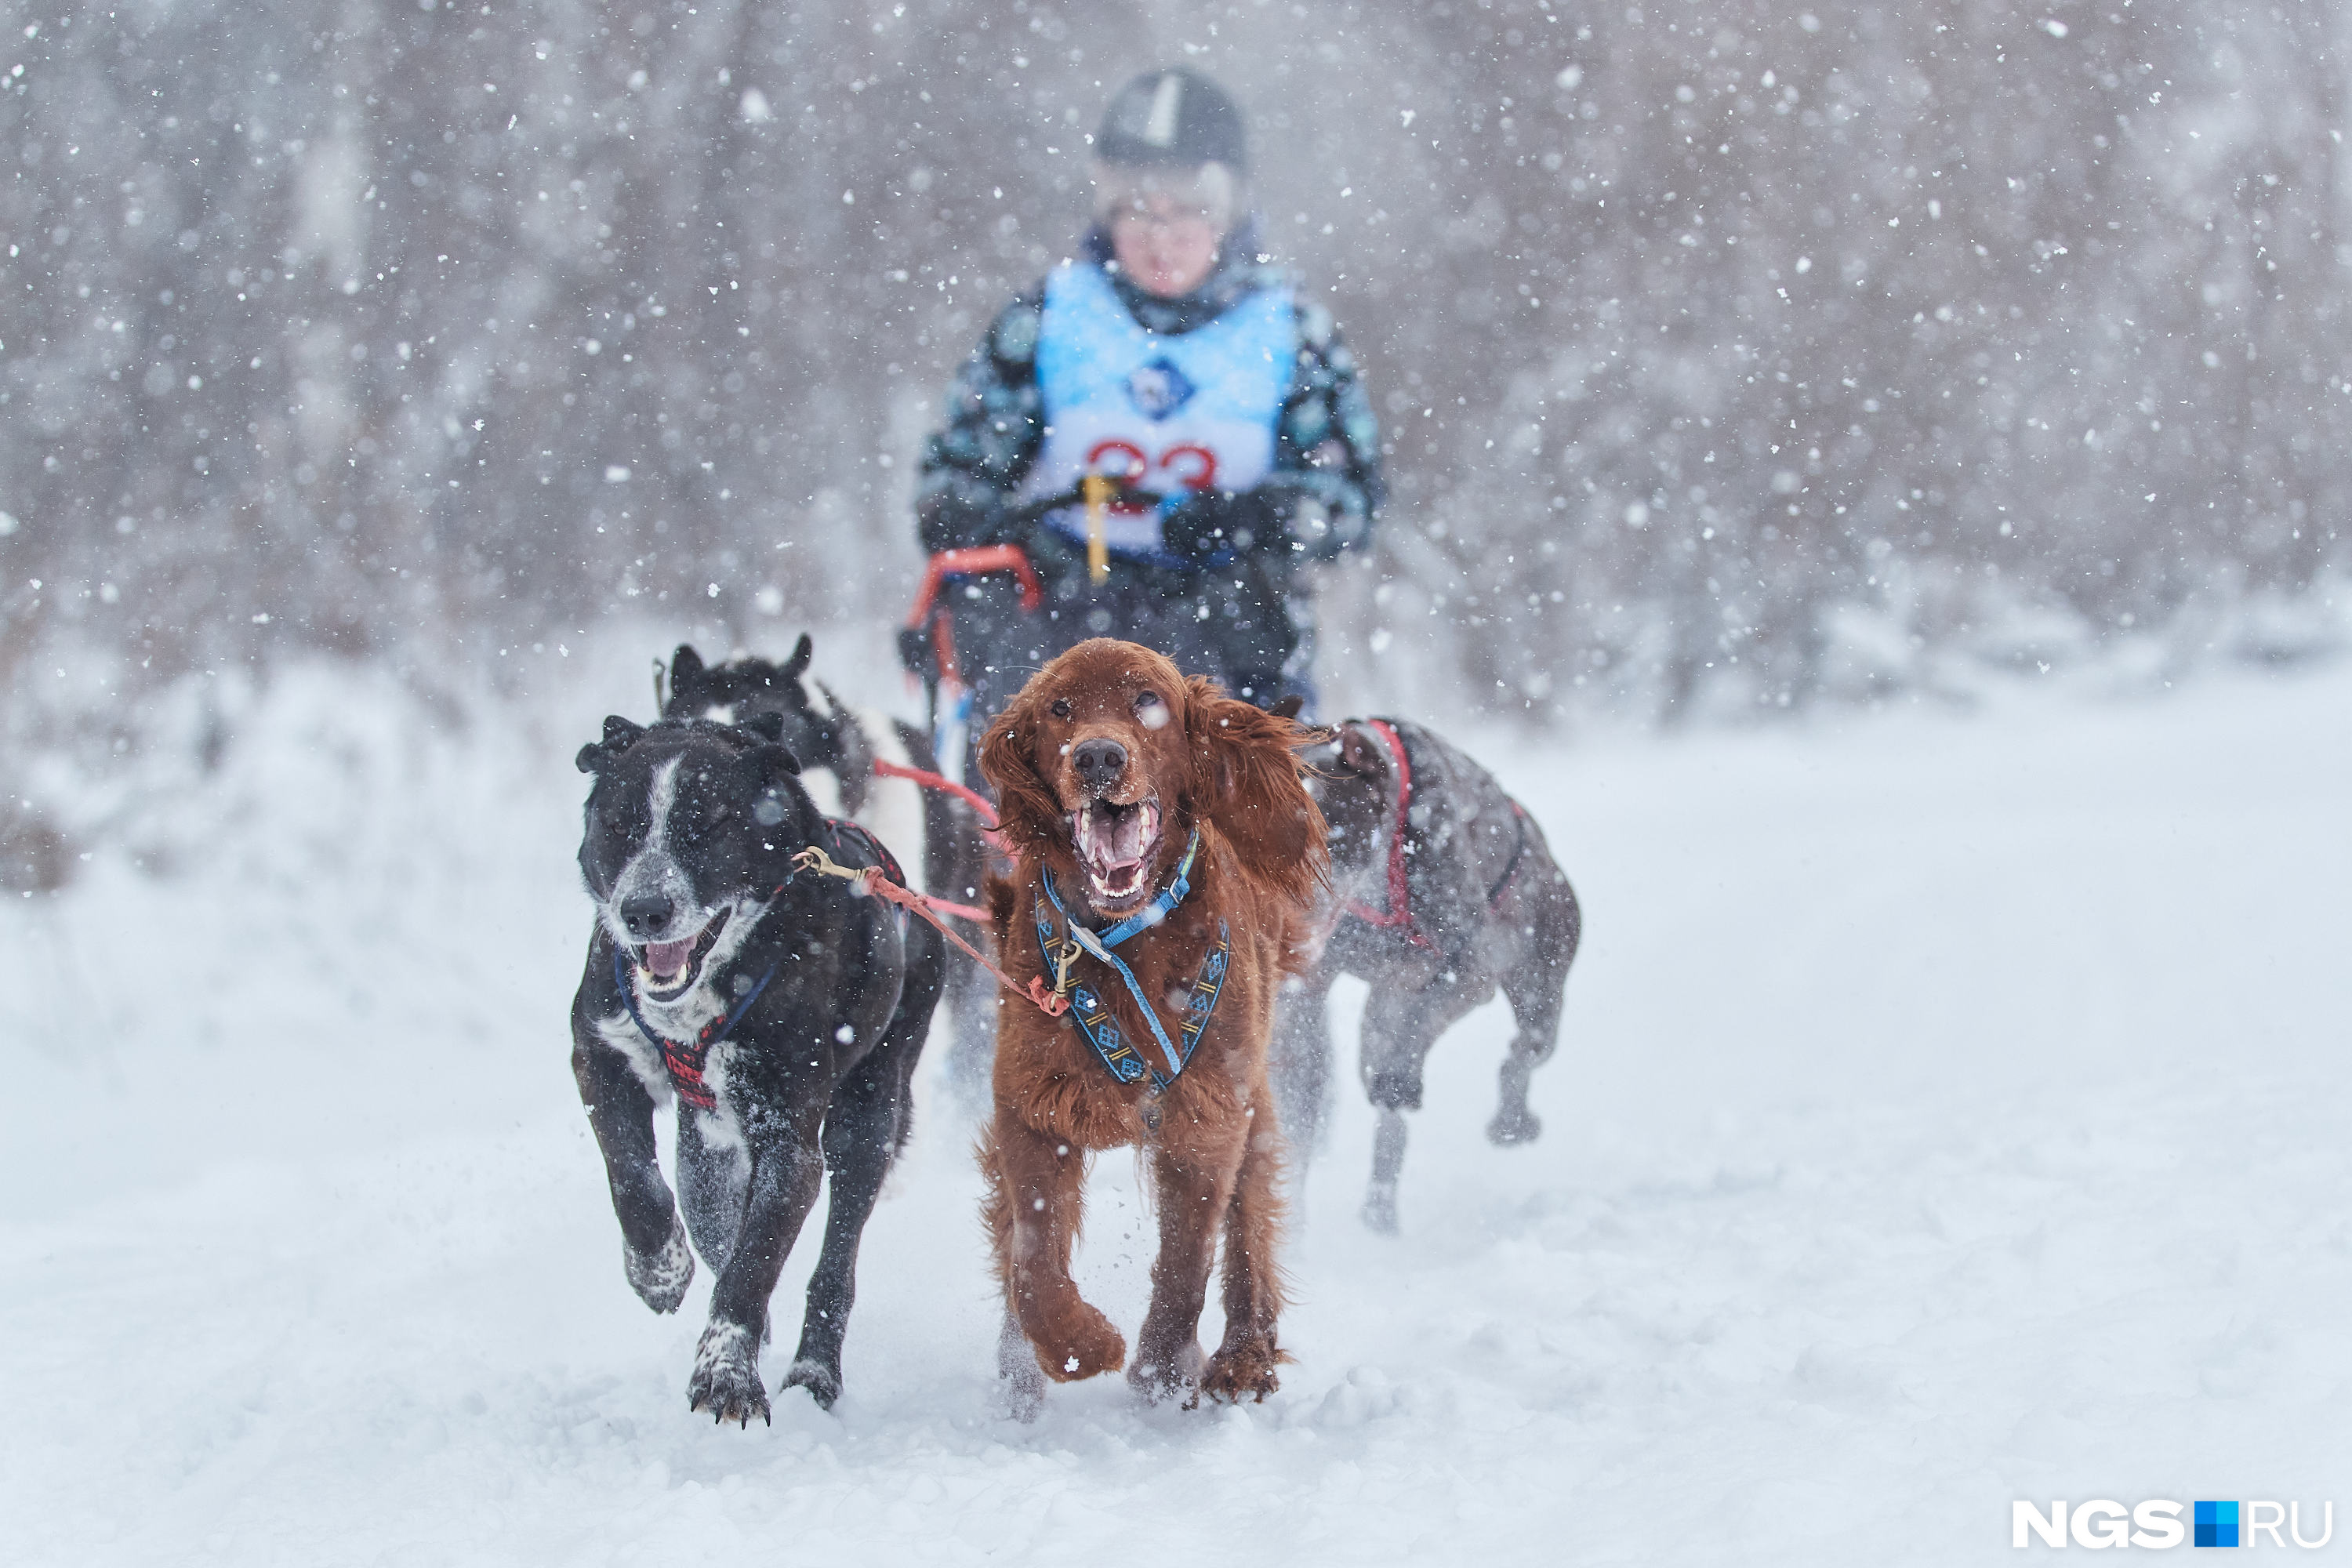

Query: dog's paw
996,1312,1047,1422
1199,1339,1283,1406
686,1322,769,1428
1031,1301,1126,1383
1361,1181,1399,1236
779,1356,842,1411
625,1217,695,1314
996,1370,1046,1424
1486,1105,1543,1146
1127,1341,1203,1406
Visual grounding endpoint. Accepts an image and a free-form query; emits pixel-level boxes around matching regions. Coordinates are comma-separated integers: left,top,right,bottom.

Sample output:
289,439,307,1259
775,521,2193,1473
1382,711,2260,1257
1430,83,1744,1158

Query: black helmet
1095,68,1249,176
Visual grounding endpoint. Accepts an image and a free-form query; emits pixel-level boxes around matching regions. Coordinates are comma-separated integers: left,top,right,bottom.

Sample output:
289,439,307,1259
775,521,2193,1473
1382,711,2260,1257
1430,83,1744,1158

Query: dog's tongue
644,938,693,981
1087,800,1154,868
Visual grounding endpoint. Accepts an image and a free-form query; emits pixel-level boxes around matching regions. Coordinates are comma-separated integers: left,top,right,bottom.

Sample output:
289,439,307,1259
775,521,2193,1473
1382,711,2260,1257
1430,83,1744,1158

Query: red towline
868,757,1000,925
873,756,998,833
866,757,1005,925
792,844,1065,1018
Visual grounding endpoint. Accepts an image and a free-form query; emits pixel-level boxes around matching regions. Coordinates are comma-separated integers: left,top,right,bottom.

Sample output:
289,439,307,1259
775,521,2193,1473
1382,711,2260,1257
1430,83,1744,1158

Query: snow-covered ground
5,647,2348,1566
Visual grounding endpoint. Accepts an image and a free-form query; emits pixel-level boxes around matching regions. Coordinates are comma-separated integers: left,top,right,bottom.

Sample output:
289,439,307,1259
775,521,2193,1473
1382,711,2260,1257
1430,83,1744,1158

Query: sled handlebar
905,545,1044,627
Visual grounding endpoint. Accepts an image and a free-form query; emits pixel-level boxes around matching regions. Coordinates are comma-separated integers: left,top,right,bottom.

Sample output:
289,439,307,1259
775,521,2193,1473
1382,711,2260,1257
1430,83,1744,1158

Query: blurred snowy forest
3,0,2347,742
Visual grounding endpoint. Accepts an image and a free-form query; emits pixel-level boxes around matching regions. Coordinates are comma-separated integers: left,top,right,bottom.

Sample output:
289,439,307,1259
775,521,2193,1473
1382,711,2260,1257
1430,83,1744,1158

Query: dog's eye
1050,697,1072,720
1133,690,1160,711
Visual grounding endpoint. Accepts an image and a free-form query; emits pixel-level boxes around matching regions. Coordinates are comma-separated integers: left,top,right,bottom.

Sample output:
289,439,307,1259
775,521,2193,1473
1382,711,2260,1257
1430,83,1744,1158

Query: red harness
1340,719,1440,953
644,995,739,1112
1338,719,1531,956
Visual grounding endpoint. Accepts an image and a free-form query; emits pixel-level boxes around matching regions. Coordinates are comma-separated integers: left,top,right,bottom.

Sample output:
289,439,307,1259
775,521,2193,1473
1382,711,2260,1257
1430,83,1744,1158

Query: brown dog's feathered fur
976,639,1327,1407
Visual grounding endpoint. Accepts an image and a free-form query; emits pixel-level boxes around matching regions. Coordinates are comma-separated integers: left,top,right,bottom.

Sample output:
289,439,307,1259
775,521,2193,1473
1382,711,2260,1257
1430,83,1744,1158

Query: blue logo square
2195,1501,2240,1548
1125,357,1196,421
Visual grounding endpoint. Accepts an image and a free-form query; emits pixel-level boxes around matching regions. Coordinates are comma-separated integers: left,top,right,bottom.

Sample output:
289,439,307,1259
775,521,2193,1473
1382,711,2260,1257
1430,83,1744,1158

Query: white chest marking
595,1011,674,1107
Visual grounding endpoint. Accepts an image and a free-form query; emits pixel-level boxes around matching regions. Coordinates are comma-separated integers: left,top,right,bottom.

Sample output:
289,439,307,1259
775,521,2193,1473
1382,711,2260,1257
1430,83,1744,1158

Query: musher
911,66,1383,755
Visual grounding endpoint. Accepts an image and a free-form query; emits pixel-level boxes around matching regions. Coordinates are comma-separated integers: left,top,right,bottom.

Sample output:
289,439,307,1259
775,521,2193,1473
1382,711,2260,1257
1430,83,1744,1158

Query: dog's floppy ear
977,691,1064,854
1185,675,1327,907
782,632,815,682
575,714,646,775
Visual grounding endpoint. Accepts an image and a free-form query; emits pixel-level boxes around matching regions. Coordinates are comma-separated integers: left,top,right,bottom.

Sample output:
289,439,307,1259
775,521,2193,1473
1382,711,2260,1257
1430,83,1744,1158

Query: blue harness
1033,829,1232,1091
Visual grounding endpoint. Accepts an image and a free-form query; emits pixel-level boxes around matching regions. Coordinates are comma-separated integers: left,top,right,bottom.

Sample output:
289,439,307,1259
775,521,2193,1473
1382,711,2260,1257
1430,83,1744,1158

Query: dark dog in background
572,711,942,1422
662,636,995,1106
1274,717,1581,1233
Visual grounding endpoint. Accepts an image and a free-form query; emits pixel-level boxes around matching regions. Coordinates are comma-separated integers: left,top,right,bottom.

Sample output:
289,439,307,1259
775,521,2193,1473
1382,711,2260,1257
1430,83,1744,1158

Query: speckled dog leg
686,1319,768,1428
623,1214,695,1313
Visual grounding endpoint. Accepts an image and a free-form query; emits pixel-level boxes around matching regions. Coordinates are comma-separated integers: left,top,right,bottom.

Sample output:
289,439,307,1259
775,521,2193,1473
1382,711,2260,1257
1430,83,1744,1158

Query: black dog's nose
1072,738,1127,793
620,891,675,938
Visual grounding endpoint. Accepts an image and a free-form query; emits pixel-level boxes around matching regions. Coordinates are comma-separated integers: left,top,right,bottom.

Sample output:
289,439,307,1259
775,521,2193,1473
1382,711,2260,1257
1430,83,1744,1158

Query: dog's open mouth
636,906,731,1000
1071,795,1163,911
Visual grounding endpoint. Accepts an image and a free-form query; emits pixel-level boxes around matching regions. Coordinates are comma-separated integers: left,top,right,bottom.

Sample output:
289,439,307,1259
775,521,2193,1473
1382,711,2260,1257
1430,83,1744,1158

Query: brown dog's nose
1072,737,1127,794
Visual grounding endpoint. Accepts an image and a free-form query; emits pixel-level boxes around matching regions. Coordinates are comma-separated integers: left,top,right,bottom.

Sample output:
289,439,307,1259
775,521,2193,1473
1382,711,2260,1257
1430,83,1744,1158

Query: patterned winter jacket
915,222,1384,579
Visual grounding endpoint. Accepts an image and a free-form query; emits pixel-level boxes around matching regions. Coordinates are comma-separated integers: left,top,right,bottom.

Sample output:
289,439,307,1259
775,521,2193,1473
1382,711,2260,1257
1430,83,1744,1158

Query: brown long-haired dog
977,638,1327,1410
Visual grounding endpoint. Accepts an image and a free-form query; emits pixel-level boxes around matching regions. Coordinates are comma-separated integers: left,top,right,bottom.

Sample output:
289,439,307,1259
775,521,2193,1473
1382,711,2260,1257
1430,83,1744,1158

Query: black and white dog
572,710,942,1423
1275,717,1582,1233
662,637,995,1107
